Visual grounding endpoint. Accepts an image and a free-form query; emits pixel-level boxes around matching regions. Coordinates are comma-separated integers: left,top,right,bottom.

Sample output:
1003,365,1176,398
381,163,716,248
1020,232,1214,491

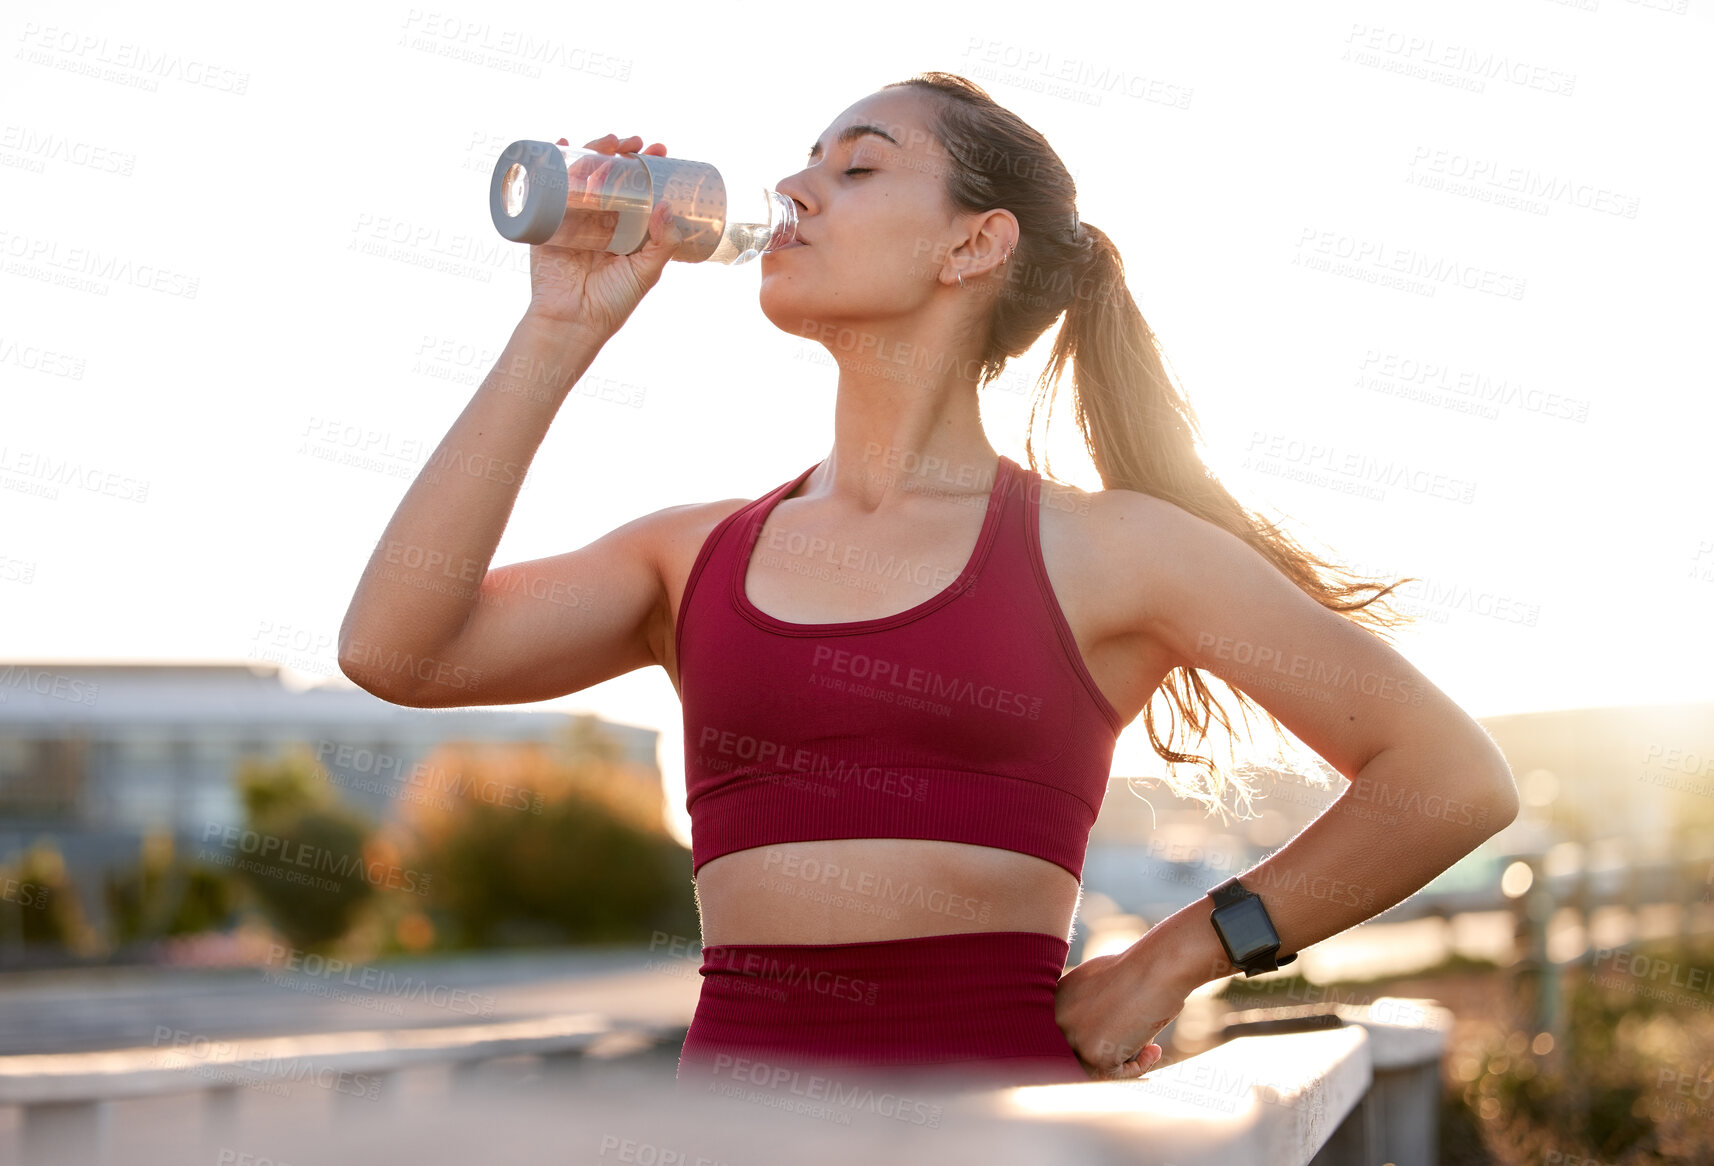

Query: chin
758,280,823,343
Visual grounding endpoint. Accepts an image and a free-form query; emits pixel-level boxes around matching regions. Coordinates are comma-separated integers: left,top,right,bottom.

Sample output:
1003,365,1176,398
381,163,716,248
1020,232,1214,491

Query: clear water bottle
489,140,798,265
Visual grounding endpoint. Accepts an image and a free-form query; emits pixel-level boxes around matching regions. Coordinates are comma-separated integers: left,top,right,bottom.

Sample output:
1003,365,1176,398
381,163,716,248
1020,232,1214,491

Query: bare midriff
693,838,1082,946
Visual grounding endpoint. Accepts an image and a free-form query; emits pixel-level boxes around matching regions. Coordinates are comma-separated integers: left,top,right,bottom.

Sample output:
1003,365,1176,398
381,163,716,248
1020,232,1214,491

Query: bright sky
4,1,1710,846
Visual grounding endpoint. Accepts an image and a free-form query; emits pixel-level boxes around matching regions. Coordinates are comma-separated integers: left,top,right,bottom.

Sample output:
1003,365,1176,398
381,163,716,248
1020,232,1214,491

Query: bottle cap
490,141,569,244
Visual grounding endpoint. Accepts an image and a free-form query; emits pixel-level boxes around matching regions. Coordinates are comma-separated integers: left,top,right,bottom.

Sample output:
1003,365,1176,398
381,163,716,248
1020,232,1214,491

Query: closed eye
843,168,872,177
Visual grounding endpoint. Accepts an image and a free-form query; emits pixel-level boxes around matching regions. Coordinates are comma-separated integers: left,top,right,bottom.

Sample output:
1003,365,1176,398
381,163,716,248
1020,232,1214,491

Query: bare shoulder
641,495,756,671
646,495,755,575
1047,481,1227,569
1033,477,1182,573
1035,480,1225,668
1032,476,1166,615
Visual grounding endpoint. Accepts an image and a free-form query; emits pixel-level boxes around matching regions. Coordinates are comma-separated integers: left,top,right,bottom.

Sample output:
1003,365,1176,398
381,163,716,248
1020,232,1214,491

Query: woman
338,72,1519,1090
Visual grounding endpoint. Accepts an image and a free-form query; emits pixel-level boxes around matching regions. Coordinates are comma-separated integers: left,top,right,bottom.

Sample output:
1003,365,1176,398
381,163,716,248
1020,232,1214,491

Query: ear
945,208,1019,284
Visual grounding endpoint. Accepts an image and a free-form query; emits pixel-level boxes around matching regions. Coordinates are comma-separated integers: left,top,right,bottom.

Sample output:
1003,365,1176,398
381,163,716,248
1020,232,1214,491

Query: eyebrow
807,124,901,161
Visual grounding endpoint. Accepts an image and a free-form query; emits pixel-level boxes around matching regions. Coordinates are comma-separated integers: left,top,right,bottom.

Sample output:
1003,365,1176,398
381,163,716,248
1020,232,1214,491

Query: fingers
634,196,681,270
581,133,653,154
644,197,678,255
564,135,666,204
1098,1044,1162,1080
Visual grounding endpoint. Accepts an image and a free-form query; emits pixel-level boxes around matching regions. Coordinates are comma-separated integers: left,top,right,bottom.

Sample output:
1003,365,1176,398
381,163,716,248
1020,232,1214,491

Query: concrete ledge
980,1026,1372,1166
1337,997,1453,1071
0,1013,666,1104
1218,996,1452,1071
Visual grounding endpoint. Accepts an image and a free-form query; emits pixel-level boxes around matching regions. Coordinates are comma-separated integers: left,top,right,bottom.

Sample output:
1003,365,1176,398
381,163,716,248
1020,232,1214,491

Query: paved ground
0,946,702,1056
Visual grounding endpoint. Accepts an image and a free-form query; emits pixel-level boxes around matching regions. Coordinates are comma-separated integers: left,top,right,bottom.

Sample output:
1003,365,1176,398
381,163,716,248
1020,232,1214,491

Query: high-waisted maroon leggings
676,930,1089,1091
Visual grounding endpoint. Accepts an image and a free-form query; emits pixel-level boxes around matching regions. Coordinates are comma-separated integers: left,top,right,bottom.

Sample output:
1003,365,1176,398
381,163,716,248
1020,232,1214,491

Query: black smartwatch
1207,877,1297,978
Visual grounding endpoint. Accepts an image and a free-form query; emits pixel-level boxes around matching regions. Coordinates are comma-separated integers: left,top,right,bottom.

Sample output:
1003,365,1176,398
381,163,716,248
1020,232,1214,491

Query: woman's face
758,88,964,343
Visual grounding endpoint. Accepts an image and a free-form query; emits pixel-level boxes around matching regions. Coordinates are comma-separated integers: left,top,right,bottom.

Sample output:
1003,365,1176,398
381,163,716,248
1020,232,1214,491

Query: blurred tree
395,729,695,949
229,748,378,952
0,838,101,957
103,828,238,945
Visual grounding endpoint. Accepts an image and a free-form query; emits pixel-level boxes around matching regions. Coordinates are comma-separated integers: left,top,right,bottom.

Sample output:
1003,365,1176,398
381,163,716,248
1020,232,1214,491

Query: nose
773,166,814,217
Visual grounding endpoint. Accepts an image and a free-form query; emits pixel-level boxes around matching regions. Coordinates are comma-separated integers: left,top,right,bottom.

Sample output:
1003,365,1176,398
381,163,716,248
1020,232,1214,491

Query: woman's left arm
1055,491,1519,1078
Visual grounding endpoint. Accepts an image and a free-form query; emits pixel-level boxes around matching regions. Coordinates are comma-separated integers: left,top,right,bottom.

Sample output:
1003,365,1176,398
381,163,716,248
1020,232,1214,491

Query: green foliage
1211,939,1714,1162
229,749,378,952
237,748,330,821
0,838,95,952
212,730,695,956
419,771,695,949
103,831,238,943
1460,936,1714,1163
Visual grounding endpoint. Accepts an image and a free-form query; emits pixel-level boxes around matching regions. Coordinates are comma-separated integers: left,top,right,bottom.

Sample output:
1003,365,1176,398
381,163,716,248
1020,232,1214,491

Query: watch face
1214,897,1277,964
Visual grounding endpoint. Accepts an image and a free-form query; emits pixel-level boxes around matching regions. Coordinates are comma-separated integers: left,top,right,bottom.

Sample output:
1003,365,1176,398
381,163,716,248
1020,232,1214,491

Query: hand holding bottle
523,133,684,342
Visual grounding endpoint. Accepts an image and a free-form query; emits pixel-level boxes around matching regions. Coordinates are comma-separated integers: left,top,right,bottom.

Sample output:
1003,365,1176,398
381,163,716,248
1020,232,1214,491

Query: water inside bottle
493,141,791,263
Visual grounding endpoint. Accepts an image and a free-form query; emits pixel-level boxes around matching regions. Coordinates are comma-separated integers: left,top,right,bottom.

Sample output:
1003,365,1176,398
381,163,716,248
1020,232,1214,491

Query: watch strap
1210,876,1250,908
1209,877,1298,975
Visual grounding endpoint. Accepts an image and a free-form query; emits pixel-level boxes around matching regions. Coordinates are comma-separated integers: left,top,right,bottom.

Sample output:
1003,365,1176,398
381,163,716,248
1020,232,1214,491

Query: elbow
1473,749,1521,836
340,651,477,710
341,662,419,707
338,639,422,708
1377,735,1520,838
1425,722,1521,837
1487,776,1521,834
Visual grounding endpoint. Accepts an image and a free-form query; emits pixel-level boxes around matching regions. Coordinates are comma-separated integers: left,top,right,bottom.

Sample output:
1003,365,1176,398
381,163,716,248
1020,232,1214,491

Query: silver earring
956,269,965,289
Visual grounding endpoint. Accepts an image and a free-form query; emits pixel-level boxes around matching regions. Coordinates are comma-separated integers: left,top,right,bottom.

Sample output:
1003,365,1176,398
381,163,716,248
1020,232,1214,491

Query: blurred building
1085,759,1330,925
1081,701,1714,923
0,661,661,919
1480,700,1714,847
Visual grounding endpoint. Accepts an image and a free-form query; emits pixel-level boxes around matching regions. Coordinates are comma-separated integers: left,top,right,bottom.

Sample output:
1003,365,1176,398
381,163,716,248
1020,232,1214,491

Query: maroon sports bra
675,454,1124,881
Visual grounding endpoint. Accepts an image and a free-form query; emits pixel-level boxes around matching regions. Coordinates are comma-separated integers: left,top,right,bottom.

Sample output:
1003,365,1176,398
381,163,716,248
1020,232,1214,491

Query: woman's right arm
337,134,685,708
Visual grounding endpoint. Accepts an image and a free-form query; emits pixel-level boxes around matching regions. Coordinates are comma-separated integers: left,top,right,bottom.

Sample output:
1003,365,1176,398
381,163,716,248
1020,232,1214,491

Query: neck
806,317,1000,514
